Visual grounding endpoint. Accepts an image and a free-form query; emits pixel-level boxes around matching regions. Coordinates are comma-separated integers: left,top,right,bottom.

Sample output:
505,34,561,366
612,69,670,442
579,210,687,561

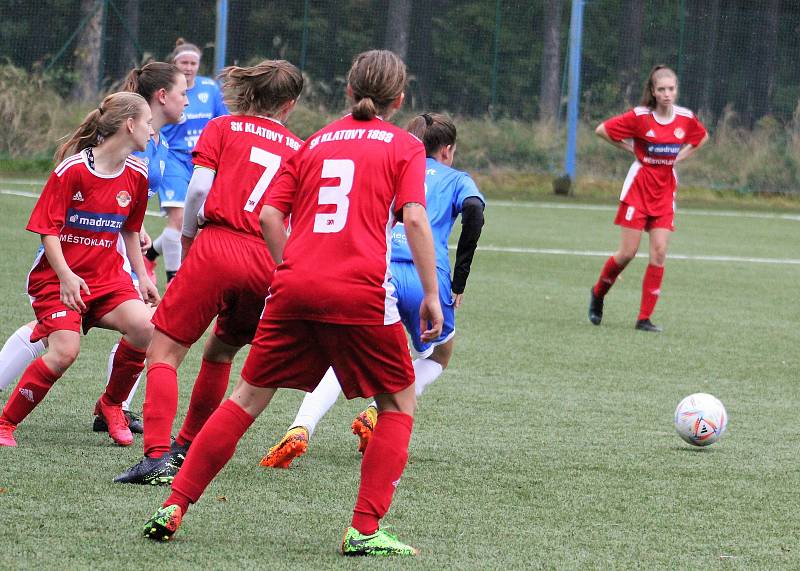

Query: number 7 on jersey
244,147,282,212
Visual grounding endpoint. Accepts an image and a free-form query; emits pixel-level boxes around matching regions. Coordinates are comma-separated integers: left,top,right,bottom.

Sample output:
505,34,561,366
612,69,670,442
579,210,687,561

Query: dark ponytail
407,113,457,157
122,62,182,103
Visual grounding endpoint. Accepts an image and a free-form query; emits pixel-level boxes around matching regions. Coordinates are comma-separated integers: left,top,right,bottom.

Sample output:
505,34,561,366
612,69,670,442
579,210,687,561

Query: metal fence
2,0,798,126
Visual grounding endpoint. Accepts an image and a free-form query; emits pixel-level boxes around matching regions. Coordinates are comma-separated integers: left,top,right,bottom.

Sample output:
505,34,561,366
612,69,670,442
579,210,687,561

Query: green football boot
341,527,419,556
143,505,183,541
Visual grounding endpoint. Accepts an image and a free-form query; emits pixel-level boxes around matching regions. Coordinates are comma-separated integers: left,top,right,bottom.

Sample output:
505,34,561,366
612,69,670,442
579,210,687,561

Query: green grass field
0,180,799,569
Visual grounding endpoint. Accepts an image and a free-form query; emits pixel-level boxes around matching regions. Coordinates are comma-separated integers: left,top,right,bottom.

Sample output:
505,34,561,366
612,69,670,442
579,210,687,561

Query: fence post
215,0,228,75
98,0,108,92
300,0,310,71
678,0,685,78
490,0,501,115
564,0,585,182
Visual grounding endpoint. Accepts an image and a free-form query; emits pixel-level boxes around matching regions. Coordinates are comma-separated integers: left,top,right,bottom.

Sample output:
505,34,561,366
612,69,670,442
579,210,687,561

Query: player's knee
48,344,80,371
616,250,636,265
127,318,155,350
650,248,667,266
376,390,416,416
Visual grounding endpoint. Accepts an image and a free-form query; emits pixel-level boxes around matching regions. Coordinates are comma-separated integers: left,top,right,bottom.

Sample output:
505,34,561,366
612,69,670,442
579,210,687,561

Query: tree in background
618,0,643,106
385,0,412,60
539,0,563,121
71,0,105,101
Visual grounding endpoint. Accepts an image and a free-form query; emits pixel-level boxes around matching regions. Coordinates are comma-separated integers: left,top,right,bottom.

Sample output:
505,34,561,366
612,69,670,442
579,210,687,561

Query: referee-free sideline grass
0,187,798,570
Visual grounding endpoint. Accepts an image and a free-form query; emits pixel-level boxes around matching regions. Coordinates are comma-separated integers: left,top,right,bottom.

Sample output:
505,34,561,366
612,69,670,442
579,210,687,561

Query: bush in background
1,64,798,199
0,64,86,161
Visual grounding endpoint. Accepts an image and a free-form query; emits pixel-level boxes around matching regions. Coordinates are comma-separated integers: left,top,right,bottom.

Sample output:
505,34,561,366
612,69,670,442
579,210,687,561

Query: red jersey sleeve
265,154,300,215
123,174,149,232
603,109,640,142
26,170,71,236
192,120,222,171
392,140,426,214
685,115,707,147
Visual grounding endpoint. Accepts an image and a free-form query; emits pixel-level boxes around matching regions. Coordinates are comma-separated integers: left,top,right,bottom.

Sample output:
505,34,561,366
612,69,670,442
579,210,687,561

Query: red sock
352,411,414,535
593,256,625,297
143,362,179,458
166,399,254,514
2,357,61,425
103,338,146,404
176,359,232,446
638,264,665,320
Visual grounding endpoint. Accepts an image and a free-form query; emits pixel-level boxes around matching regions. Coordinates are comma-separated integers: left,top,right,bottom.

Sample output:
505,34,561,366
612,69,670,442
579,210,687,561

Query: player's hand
60,271,90,313
139,277,160,306
419,294,443,343
181,235,194,262
139,228,152,254
452,291,464,309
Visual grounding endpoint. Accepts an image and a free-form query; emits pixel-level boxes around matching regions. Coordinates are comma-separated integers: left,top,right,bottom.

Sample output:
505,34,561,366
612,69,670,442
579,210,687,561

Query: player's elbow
259,205,285,231
595,123,606,138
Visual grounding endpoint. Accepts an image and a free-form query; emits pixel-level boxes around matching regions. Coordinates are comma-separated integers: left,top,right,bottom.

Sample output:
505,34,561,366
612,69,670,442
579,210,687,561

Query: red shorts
152,225,274,347
614,202,675,232
241,319,414,399
30,281,141,343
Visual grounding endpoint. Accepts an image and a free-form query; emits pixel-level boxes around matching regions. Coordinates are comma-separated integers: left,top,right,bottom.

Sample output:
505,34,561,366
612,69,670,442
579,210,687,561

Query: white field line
466,245,800,266
488,200,800,222
2,189,798,265
4,187,798,222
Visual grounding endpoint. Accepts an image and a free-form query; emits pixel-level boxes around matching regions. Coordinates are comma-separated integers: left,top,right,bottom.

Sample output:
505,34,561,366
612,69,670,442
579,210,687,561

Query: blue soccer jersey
132,131,170,199
161,76,228,153
391,157,485,271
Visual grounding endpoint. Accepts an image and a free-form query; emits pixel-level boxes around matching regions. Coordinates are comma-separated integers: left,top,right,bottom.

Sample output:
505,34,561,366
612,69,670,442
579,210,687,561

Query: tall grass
0,65,87,161
2,63,798,197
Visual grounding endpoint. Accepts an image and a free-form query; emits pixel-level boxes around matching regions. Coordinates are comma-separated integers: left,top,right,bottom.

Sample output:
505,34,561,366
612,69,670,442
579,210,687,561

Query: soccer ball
674,393,728,446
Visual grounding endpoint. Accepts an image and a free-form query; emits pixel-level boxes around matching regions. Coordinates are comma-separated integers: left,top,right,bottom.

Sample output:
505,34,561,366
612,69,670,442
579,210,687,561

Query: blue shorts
159,150,193,208
390,261,455,358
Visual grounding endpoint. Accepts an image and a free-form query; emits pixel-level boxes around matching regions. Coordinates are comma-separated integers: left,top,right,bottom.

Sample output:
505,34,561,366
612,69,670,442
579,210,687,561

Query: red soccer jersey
191,115,302,237
604,105,707,216
26,150,149,299
265,114,427,325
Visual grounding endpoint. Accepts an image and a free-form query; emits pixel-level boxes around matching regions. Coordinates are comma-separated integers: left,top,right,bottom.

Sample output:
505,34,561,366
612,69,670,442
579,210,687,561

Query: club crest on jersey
198,92,209,104
116,190,132,207
674,127,685,139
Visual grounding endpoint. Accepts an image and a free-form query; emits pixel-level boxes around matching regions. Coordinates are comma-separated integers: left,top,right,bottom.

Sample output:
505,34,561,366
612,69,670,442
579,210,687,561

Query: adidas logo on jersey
19,388,34,403
645,129,655,138
72,191,84,201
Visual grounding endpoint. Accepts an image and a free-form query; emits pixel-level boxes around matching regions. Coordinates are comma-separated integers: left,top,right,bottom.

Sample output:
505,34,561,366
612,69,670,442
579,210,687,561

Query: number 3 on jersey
244,147,282,212
314,159,354,233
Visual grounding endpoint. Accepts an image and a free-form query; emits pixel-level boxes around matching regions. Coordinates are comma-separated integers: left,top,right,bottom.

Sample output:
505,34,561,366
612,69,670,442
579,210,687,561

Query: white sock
104,342,141,411
365,358,444,409
161,227,182,272
412,358,444,397
0,325,46,391
291,367,342,437
123,376,141,412
152,234,163,254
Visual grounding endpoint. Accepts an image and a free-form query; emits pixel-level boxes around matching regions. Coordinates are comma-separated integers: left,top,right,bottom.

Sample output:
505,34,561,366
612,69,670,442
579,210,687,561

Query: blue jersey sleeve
213,85,228,117
454,174,485,212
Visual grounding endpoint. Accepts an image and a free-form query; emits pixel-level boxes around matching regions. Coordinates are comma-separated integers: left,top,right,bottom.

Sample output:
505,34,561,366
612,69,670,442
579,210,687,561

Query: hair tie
421,113,432,126
97,107,104,115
